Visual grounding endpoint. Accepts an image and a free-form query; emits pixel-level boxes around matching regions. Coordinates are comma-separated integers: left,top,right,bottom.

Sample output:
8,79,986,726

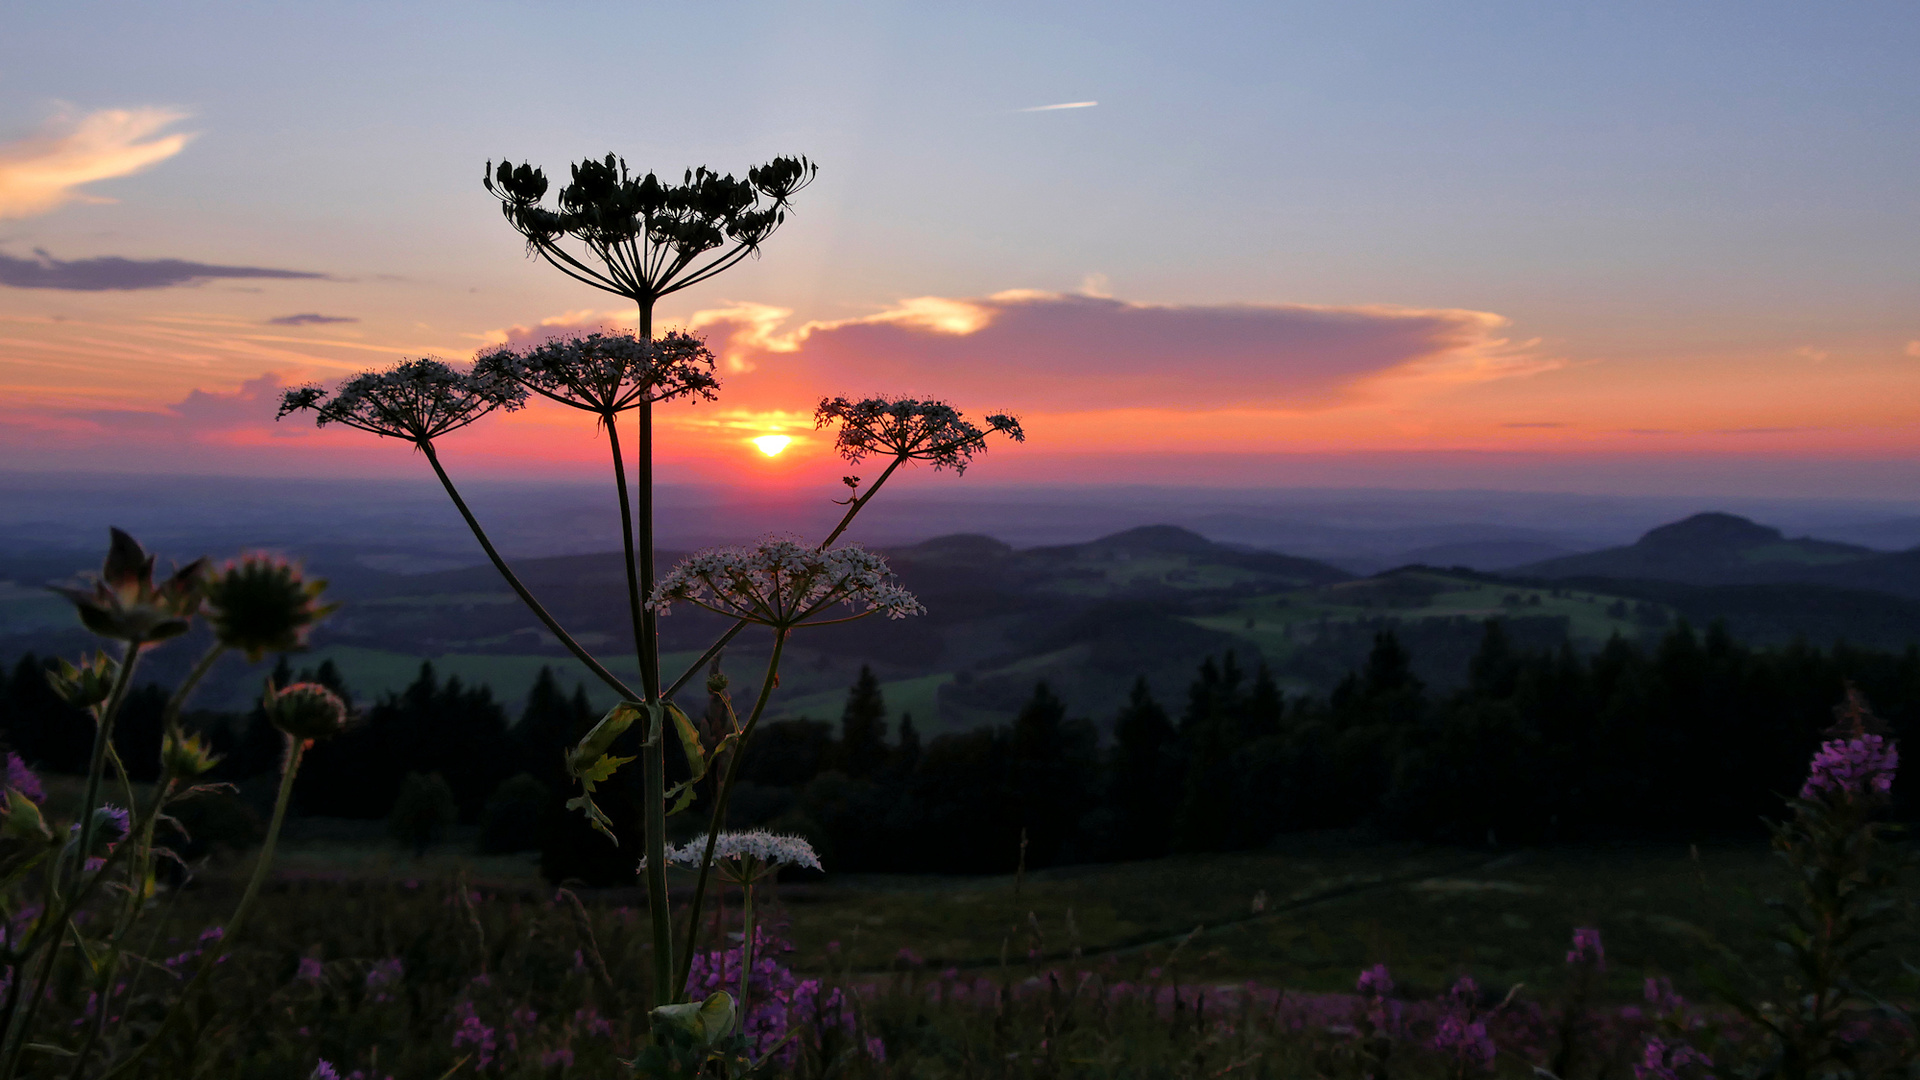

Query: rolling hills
7,511,1920,734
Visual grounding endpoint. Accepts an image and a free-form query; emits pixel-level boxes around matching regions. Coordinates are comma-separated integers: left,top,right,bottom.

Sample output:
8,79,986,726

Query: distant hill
1397,539,1578,571
1515,512,1909,587
13,516,1920,733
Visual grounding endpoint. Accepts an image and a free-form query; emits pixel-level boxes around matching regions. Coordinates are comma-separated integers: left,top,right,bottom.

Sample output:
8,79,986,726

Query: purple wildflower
1800,734,1898,801
71,805,131,871
1429,976,1495,1072
1432,1015,1496,1071
297,956,324,983
451,1000,498,1068
686,928,869,1064
311,1063,340,1080
1567,927,1605,970
573,1006,613,1038
1644,976,1685,1018
365,958,403,1003
1448,975,1479,1009
1633,1035,1714,1080
5,755,44,804
1356,963,1394,998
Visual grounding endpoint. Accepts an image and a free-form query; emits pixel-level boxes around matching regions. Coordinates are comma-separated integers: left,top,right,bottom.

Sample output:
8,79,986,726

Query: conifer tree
839,665,888,779
896,710,922,772
1109,677,1176,859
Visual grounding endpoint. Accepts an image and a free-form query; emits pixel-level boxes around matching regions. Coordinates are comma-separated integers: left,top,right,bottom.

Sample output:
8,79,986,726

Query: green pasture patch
771,672,957,734
0,581,75,634
1191,572,1666,658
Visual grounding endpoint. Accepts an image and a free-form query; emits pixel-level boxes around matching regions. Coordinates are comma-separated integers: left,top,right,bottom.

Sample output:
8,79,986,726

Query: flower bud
705,670,729,694
50,529,206,644
1,789,52,843
265,682,350,741
46,652,117,709
163,729,221,780
203,555,336,662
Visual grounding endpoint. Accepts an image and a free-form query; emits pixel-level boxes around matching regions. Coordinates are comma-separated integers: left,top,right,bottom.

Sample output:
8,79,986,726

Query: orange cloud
684,291,1541,412
0,107,193,219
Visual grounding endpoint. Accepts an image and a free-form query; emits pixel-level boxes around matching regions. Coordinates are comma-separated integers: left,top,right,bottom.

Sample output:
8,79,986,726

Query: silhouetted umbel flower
816,396,1024,473
277,358,524,444
649,540,922,627
476,331,718,416
484,154,816,302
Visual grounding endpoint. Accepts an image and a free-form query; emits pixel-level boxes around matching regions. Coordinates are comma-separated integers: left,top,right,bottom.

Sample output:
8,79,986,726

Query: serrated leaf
564,793,618,844
566,702,641,776
666,703,707,782
576,753,634,789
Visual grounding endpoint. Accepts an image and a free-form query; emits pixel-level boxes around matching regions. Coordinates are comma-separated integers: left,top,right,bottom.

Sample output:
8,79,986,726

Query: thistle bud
705,670,730,694
163,729,221,780
203,555,336,662
50,529,206,644
47,652,118,709
265,682,350,741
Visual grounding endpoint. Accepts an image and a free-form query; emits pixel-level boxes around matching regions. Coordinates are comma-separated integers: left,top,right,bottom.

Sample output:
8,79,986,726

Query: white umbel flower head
642,829,822,884
648,539,923,628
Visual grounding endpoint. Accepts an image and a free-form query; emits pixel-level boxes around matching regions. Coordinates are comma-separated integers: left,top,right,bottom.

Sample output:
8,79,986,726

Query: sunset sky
3,2,1918,497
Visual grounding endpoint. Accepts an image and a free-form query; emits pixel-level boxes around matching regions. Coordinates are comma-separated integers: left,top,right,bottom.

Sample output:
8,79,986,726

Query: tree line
2,619,1915,882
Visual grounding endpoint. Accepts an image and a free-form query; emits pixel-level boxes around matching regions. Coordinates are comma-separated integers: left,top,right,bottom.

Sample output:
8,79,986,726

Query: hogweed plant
0,531,342,1078
279,149,1022,1072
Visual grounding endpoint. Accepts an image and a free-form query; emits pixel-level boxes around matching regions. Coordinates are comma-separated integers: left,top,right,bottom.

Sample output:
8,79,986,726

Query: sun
751,435,792,457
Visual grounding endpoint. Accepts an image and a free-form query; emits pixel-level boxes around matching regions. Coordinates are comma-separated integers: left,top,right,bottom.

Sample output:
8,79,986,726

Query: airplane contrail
1018,101,1098,112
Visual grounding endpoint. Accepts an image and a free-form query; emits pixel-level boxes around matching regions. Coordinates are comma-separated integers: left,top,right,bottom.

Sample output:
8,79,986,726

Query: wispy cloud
267,313,357,326
0,248,327,291
1018,101,1098,112
0,107,193,219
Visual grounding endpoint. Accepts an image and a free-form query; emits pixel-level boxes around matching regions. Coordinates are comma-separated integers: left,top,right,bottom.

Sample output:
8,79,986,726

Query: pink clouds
0,374,364,472
687,291,1544,411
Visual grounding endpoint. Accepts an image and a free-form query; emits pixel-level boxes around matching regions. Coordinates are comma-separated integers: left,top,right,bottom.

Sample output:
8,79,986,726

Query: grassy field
230,824,1858,1004
1190,570,1664,663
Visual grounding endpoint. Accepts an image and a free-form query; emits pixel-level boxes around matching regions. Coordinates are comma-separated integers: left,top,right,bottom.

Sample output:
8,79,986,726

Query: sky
2,1,1919,498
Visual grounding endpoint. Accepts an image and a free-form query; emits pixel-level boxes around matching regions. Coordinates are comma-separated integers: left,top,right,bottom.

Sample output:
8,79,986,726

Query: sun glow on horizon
751,434,792,457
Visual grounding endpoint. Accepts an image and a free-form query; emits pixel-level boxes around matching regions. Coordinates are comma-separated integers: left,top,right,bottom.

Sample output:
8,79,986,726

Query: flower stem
73,641,141,889
98,734,307,1080
738,876,757,1024
605,415,651,695
674,629,787,995
419,441,638,701
664,620,748,701
643,706,673,1008
819,453,907,549
0,640,148,1075
73,639,222,1074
